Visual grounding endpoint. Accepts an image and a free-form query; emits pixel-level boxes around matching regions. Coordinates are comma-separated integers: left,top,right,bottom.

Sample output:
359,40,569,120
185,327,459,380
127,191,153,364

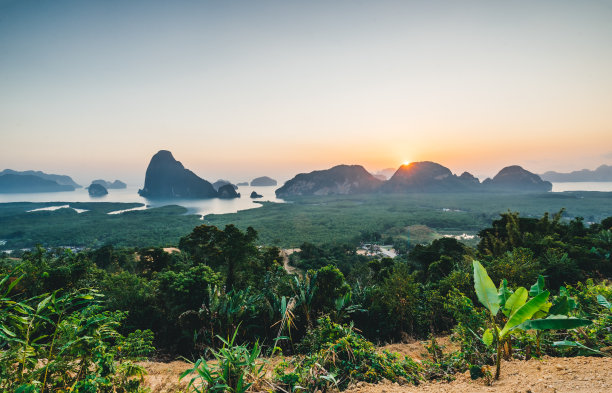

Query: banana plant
472,260,591,380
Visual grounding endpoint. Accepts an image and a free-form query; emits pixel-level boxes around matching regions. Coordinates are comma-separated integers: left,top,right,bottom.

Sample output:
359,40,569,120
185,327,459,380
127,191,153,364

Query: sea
550,182,612,192
0,182,611,216
0,184,285,216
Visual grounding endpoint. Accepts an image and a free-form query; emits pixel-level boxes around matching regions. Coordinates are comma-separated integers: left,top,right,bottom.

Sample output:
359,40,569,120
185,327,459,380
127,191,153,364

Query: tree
179,224,258,290
311,265,350,315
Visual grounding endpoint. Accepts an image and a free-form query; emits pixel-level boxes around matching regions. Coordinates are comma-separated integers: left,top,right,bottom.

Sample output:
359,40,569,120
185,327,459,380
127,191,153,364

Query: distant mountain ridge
251,176,277,186
0,174,75,193
540,165,612,182
91,179,126,189
276,162,551,197
0,169,80,188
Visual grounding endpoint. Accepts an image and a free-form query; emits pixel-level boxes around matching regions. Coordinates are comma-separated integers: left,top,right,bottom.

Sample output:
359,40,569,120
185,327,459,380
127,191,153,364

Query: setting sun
402,161,411,166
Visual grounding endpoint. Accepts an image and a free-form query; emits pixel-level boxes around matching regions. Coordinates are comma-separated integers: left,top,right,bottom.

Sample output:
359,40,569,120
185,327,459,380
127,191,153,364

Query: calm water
551,182,612,192
1,182,611,216
0,184,285,216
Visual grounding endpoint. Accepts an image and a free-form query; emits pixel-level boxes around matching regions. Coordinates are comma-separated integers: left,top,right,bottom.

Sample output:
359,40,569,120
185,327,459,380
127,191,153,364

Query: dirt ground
139,360,191,393
344,356,612,393
140,340,611,393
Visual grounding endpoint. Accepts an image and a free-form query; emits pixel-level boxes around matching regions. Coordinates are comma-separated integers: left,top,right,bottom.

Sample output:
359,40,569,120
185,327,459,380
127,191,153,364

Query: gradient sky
1,0,611,185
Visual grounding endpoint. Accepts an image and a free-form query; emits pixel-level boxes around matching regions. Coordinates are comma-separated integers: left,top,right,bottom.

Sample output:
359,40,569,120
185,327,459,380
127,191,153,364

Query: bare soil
344,356,612,393
140,340,611,393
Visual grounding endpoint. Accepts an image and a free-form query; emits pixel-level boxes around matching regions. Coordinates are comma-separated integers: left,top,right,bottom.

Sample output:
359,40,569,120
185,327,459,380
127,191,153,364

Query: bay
551,182,612,192
0,184,285,216
2,182,612,216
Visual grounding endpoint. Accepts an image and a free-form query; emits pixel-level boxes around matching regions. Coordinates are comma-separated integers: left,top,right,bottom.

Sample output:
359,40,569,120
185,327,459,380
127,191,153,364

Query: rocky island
217,184,240,199
250,176,277,186
0,169,81,189
382,161,481,193
0,174,76,193
275,165,382,197
212,180,238,191
138,150,217,199
91,179,127,189
87,182,108,197
541,164,612,182
483,165,552,192
277,162,552,197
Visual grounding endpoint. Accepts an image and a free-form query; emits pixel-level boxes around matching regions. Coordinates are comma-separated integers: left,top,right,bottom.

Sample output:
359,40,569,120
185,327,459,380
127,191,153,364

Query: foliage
180,327,264,393
444,288,493,367
1,207,611,390
365,263,421,339
276,317,421,391
472,260,593,379
556,280,612,355
4,192,611,251
0,270,152,392
420,336,468,381
179,224,260,290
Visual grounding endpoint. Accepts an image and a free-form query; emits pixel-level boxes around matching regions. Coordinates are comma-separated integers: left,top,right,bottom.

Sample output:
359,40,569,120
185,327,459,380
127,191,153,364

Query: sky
1,0,611,185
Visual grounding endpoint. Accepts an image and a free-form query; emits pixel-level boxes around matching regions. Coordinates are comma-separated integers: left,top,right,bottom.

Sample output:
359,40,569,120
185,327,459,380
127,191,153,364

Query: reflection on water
107,206,148,215
27,205,89,213
0,185,285,216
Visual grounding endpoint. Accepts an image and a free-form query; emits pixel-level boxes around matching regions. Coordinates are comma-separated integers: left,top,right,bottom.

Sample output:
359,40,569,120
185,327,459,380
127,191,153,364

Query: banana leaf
529,275,546,297
473,260,500,316
597,295,611,310
516,315,591,331
553,340,608,356
498,279,512,308
503,287,527,317
499,291,549,338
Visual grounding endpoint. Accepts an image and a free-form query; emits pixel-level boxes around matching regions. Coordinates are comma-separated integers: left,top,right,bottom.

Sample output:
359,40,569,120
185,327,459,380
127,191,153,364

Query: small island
250,191,263,198
91,179,127,189
217,184,240,199
213,179,238,191
87,183,108,197
250,176,277,186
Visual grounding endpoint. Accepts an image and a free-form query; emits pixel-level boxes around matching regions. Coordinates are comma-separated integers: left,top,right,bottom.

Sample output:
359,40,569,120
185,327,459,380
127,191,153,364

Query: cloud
603,152,612,159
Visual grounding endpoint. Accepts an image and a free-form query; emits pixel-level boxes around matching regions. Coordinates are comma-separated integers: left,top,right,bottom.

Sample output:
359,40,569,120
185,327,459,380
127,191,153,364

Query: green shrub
180,327,264,393
277,317,421,391
0,270,151,393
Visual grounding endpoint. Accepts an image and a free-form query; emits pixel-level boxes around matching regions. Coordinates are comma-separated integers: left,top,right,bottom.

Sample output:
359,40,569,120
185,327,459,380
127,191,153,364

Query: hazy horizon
2,0,611,186
3,153,612,189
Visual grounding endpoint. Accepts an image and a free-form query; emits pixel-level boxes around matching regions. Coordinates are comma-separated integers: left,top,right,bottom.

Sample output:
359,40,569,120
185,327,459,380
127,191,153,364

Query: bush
180,328,264,393
277,317,422,391
0,272,151,393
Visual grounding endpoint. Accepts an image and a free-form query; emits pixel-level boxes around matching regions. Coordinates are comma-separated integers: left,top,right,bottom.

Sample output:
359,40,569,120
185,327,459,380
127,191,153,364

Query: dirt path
281,248,302,276
344,356,612,393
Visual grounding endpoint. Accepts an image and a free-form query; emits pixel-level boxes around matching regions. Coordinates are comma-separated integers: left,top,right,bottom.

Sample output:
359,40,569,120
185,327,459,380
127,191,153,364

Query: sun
402,160,411,166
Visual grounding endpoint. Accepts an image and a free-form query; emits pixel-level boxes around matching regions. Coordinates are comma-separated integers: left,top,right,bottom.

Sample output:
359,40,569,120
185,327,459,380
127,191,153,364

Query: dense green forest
1,210,611,392
1,191,611,251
